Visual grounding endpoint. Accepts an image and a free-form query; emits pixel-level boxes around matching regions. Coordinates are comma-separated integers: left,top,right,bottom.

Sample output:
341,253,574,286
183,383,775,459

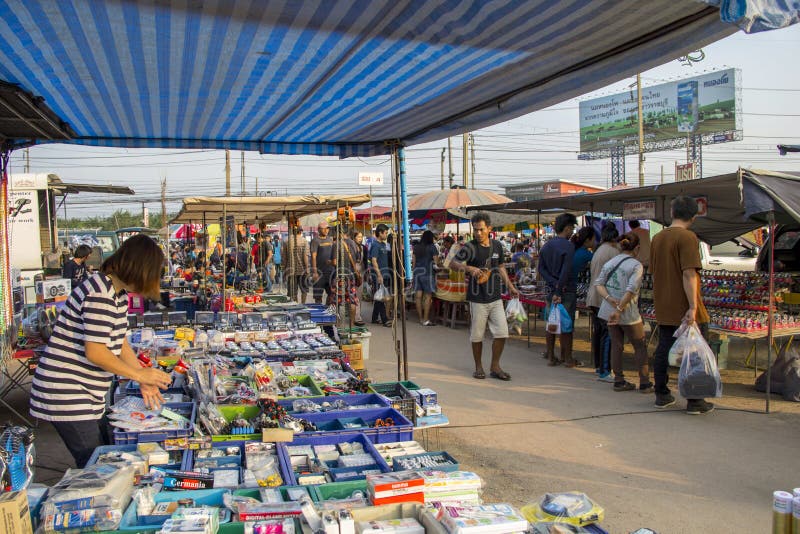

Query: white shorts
469,300,509,342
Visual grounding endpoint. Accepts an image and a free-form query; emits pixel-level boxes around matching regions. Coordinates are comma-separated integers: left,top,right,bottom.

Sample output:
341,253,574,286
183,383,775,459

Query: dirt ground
2,303,797,534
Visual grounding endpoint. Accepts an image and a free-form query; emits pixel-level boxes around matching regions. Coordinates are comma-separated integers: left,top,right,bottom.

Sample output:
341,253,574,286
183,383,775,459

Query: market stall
475,169,800,412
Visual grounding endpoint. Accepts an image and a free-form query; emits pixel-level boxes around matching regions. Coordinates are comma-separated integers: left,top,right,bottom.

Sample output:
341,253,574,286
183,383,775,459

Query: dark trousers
371,275,390,323
590,307,609,373
51,418,108,468
654,323,709,396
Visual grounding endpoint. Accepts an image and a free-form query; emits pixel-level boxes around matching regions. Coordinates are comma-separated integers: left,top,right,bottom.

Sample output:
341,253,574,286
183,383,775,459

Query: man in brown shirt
650,195,713,414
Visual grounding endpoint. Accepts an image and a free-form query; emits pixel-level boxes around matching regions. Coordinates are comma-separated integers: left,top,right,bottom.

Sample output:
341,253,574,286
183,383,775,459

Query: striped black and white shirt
30,273,128,422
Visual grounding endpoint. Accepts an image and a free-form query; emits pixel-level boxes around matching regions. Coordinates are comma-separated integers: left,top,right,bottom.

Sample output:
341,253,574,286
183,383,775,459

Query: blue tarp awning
0,1,793,156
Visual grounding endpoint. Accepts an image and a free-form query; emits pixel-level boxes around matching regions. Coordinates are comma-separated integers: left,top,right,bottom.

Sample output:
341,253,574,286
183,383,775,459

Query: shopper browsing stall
370,224,392,327
288,226,310,303
450,212,518,381
537,213,578,367
331,231,365,326
29,235,172,468
586,222,620,381
592,233,653,393
650,195,713,414
311,221,334,304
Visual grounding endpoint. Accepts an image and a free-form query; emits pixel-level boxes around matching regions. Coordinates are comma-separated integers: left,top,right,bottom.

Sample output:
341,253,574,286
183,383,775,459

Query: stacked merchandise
20,303,617,534
640,270,799,333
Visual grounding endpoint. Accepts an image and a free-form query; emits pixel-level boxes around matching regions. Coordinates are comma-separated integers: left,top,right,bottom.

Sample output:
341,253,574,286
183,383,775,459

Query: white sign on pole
358,172,384,186
623,200,656,220
8,189,42,269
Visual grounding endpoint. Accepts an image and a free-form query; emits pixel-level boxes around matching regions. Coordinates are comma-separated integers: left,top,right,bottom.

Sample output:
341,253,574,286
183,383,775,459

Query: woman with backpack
592,232,653,393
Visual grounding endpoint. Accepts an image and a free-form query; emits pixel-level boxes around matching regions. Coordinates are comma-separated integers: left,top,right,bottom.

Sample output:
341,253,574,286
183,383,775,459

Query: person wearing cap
311,221,334,304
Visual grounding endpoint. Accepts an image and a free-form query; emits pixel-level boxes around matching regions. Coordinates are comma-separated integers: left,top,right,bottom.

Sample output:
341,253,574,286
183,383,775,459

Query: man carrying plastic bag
650,195,715,414
676,324,723,399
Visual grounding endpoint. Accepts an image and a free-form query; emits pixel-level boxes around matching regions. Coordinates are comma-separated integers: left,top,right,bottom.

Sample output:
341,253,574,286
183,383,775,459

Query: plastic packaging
668,322,691,367
521,492,604,527
546,305,561,334
677,324,723,399
374,285,392,302
506,298,527,334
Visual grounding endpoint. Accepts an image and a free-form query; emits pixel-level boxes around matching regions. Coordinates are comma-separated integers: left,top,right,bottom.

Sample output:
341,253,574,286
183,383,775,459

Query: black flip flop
490,370,511,381
472,370,486,379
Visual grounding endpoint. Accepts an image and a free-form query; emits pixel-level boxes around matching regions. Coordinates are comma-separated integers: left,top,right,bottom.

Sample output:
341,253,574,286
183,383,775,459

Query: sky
7,24,800,220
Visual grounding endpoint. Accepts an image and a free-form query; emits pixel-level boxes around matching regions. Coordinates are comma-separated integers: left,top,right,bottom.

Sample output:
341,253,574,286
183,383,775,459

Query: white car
700,239,758,271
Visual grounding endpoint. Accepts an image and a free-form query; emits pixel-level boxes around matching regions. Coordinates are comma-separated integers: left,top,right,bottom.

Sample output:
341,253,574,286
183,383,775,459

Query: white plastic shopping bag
373,285,392,302
506,298,528,335
678,324,723,398
546,304,561,334
668,321,691,367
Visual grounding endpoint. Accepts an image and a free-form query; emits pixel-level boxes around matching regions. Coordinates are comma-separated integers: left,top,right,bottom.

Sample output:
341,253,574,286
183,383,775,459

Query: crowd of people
62,196,714,416
524,196,714,415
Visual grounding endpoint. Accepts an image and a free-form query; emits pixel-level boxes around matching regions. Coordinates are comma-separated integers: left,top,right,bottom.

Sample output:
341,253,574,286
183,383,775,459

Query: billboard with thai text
579,69,740,156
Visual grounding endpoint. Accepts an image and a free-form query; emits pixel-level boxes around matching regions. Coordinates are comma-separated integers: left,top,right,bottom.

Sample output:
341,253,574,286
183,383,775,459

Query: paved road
4,303,797,533
364,303,800,534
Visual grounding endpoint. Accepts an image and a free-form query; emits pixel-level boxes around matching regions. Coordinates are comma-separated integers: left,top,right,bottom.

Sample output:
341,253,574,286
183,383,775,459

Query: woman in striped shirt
30,235,172,468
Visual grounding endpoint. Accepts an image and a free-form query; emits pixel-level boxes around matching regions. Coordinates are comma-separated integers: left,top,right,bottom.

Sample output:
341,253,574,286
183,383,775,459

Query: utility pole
255,176,259,195
447,137,454,188
661,164,664,184
225,150,231,196
141,202,149,227
637,73,645,187
440,148,445,190
462,133,468,188
240,151,245,195
469,133,476,189
24,148,30,172
160,177,167,242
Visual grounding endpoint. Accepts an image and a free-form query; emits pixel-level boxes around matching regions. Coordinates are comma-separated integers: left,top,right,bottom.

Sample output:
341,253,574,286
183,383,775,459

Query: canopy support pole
202,212,208,301
222,203,227,308
398,147,410,380
287,212,295,301
536,210,541,252
765,211,776,414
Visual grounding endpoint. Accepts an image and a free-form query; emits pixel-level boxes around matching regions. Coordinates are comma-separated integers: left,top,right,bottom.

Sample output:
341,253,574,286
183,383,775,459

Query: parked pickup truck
700,238,758,271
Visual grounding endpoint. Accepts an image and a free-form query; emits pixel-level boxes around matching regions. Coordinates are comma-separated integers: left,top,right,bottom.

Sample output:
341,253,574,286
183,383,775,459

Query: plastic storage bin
186,440,292,488
112,402,196,445
278,393,390,415
294,407,413,443
117,488,232,531
279,433,391,485
369,382,417,424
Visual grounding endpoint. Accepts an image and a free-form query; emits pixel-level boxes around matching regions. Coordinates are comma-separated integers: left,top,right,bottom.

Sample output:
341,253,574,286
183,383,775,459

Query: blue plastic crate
278,393,390,415
124,380,188,398
187,440,293,488
117,488,232,531
86,444,188,470
296,408,413,444
112,402,196,445
279,432,391,486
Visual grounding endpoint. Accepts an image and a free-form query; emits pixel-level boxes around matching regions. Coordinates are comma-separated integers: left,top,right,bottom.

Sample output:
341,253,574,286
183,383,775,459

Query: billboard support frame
611,146,626,187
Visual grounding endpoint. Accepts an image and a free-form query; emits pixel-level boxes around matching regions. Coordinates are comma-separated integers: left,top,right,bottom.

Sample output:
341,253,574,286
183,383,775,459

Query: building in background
503,180,604,202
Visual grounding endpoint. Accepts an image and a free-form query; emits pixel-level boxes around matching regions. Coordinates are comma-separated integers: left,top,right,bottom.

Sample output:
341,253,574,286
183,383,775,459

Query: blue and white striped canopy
0,0,741,157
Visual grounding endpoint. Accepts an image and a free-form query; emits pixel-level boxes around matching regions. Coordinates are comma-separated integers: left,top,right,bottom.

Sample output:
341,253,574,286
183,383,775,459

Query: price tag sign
358,172,384,186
